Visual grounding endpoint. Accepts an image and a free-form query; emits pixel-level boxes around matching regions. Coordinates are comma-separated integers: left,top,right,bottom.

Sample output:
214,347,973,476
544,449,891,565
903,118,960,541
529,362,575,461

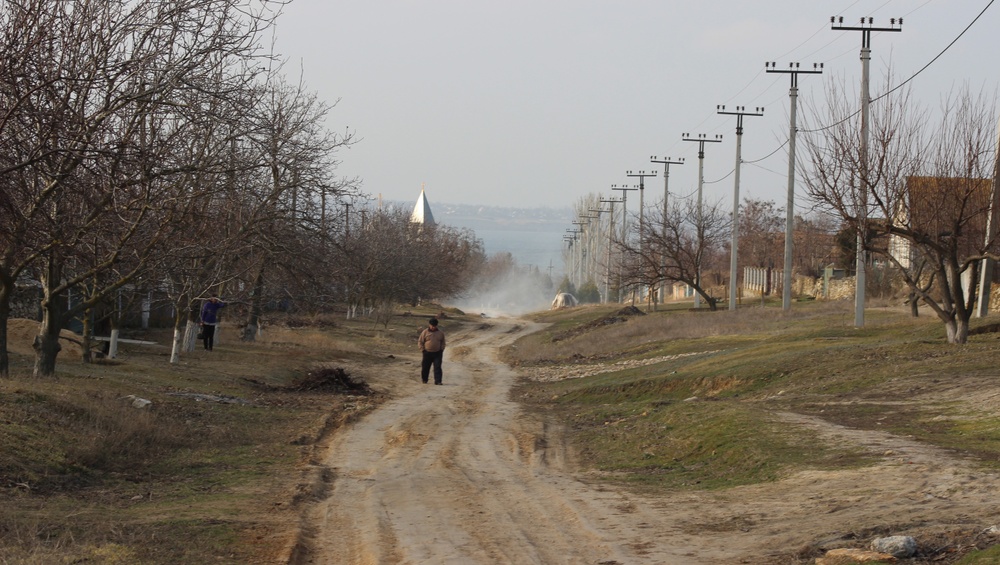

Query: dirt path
297,318,1000,564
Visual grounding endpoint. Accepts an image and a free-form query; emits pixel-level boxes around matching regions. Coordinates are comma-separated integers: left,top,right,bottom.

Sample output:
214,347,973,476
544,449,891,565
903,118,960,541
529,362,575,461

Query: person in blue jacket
199,294,227,351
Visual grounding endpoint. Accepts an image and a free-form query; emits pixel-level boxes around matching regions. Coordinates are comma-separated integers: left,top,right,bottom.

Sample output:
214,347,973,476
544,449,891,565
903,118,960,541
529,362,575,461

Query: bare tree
739,198,784,271
624,196,731,311
0,0,279,376
331,206,485,326
791,213,839,278
234,73,358,340
803,81,997,344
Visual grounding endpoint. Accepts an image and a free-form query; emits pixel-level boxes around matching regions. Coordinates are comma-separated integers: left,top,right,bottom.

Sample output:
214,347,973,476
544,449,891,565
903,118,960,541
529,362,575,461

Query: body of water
474,227,565,276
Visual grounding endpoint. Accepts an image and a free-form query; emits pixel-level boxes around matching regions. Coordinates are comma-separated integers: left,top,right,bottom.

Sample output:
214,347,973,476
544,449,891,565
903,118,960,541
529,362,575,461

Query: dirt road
297,318,1000,564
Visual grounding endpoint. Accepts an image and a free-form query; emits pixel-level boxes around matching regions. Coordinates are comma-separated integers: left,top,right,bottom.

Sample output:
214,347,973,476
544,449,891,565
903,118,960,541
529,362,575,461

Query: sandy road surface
298,318,1000,564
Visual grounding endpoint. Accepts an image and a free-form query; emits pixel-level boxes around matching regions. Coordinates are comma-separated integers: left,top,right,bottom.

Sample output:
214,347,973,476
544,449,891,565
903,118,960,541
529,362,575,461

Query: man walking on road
418,317,446,385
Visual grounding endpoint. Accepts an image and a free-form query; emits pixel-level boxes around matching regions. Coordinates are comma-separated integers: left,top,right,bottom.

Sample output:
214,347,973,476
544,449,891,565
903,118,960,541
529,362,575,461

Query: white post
976,112,1000,317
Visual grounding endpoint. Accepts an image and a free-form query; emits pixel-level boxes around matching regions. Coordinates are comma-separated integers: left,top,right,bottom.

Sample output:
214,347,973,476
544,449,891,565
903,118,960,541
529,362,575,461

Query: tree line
0,0,486,377
566,78,999,344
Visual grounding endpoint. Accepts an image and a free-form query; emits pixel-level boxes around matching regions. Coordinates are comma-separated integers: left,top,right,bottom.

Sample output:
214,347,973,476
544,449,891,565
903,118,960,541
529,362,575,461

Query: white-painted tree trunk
170,327,182,364
183,320,198,352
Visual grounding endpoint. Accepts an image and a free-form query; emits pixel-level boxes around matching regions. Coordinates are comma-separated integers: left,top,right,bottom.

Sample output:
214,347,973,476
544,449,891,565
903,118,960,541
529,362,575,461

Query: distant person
199,294,227,351
417,317,446,385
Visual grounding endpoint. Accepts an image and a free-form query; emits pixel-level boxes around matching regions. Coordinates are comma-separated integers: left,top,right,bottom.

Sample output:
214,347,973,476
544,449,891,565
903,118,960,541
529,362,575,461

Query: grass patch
511,299,1000,492
566,398,868,489
0,305,476,564
956,544,1000,564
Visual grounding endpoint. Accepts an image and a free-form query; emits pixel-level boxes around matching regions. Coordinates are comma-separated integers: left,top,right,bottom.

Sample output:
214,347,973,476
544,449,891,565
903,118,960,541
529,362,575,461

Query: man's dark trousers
421,350,443,384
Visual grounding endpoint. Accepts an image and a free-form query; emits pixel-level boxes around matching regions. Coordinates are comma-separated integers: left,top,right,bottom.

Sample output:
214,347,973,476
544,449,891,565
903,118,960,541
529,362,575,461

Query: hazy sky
271,0,999,214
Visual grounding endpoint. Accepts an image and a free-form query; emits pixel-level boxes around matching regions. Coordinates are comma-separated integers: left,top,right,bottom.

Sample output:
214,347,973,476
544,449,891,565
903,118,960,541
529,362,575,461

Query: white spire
410,183,436,225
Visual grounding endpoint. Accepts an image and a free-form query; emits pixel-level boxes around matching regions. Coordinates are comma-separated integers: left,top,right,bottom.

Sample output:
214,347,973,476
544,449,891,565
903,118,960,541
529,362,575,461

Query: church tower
410,183,436,225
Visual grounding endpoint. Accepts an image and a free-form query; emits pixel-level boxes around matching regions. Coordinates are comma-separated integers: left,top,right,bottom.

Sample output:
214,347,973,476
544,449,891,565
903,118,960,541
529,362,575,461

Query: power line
745,139,789,164
801,2,993,133
873,0,995,103
705,169,734,184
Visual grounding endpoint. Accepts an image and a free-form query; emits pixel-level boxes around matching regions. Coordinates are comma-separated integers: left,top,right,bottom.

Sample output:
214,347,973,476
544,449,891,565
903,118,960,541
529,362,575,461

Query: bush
577,280,602,304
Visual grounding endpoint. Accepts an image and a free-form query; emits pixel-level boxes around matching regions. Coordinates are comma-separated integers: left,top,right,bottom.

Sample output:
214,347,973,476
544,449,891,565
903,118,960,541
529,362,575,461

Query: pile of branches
244,366,372,395
292,367,371,394
551,306,646,343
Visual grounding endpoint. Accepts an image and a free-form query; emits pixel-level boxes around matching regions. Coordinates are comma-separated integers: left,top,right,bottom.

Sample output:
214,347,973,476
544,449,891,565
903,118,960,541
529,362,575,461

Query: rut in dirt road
293,320,700,565
286,318,1000,565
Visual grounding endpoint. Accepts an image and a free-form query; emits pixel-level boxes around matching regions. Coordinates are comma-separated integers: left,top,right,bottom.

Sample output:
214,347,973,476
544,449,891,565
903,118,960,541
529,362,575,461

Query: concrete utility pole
599,198,621,303
627,170,657,306
578,214,600,287
611,184,638,242
588,207,607,300
682,133,723,308
717,105,764,311
651,156,685,307
564,230,579,289
832,15,903,327
611,184,638,302
650,156,685,218
766,62,823,312
573,220,589,286
977,113,1000,317
626,170,657,242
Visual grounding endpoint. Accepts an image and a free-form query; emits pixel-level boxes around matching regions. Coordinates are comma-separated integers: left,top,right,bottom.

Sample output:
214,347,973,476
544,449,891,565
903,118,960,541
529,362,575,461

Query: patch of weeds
956,544,1000,564
561,399,865,490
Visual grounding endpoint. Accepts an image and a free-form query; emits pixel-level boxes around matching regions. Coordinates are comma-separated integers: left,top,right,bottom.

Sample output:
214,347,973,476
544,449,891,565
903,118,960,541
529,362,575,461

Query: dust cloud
448,260,555,318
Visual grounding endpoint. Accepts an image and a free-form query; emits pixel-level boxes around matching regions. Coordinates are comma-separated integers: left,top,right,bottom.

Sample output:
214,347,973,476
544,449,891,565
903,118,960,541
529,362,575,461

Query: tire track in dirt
290,319,1000,564
293,319,696,564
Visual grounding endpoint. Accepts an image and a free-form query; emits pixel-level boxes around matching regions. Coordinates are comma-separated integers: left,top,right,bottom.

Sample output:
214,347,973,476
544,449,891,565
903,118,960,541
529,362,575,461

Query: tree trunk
0,284,10,377
81,308,93,364
694,288,718,311
182,319,196,353
170,326,183,364
32,298,63,377
908,292,919,318
242,266,265,342
185,319,199,351
170,307,186,364
945,315,970,344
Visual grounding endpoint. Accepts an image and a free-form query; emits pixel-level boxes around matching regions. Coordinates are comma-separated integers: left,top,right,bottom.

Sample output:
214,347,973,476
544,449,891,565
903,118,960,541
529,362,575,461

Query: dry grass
0,306,465,564
510,300,867,364
510,299,1000,493
257,326,364,355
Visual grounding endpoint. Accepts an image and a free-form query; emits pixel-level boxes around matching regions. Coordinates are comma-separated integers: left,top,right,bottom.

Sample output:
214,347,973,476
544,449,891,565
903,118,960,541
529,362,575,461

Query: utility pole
682,133,722,308
573,220,589,287
718,105,764,311
627,170,657,306
626,170,657,242
832,15,903,327
578,214,600,287
611,184,638,243
650,156,685,218
588,207,608,301
612,184,638,303
651,156,685,308
977,114,1000,317
766,62,823,312
564,230,579,290
599,198,621,303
